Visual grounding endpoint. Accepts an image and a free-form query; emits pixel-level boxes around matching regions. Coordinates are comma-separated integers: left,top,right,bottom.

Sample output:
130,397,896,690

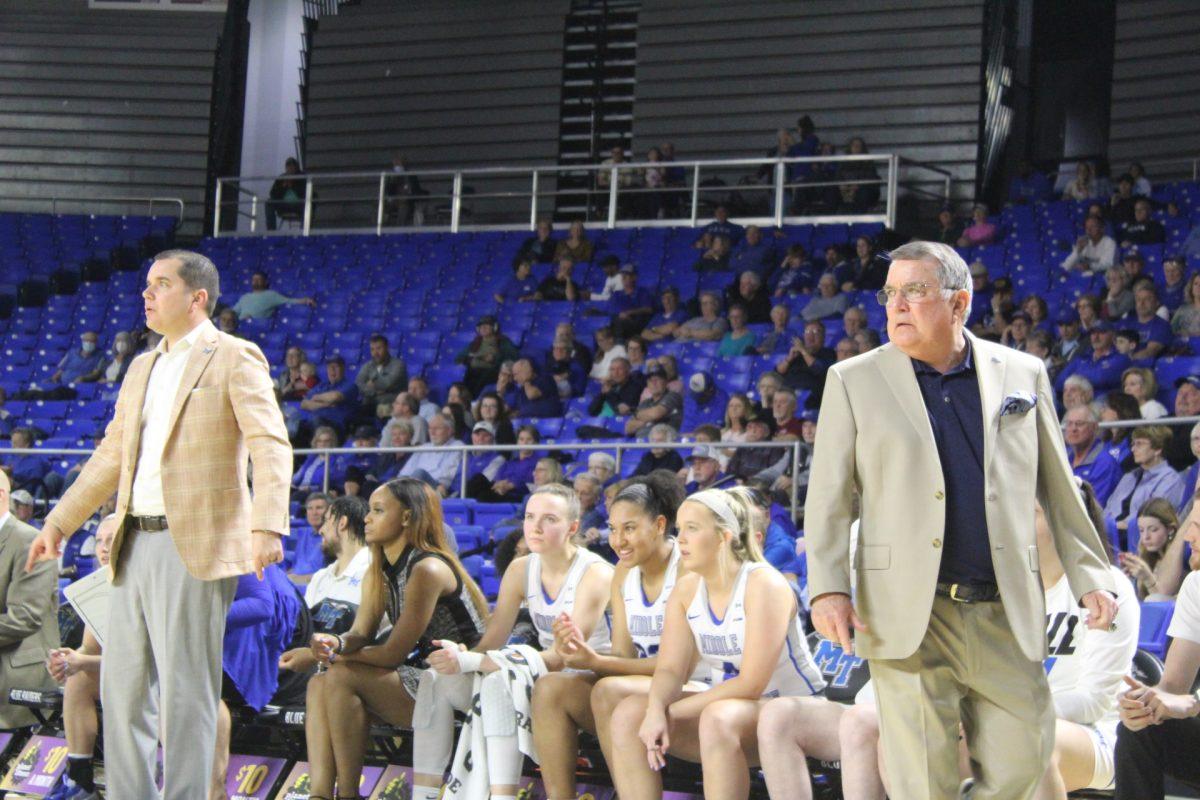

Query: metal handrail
16,439,805,520
213,153,949,237
0,195,184,219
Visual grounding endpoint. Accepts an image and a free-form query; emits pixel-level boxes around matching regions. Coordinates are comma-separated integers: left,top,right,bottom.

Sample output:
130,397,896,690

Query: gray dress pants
101,526,235,799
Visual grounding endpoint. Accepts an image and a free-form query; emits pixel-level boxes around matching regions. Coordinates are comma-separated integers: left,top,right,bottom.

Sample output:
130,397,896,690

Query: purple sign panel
223,754,288,800
0,735,69,797
368,765,415,800
275,761,384,799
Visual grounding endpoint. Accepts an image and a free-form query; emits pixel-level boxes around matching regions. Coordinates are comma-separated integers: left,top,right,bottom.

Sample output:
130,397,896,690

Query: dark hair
516,423,541,444
475,390,511,423
796,115,815,136
494,528,526,576
366,479,489,618
305,491,332,506
326,354,345,367
155,249,221,316
326,495,368,544
611,470,686,535
1077,480,1116,565
369,333,389,346
1104,392,1141,444
443,402,470,439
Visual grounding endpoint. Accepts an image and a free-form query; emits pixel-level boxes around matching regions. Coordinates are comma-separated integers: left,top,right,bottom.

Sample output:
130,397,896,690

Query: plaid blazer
45,319,293,581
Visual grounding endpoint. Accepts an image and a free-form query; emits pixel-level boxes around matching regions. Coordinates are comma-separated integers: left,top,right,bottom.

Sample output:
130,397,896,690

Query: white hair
588,452,616,472
887,240,973,305
1063,375,1095,399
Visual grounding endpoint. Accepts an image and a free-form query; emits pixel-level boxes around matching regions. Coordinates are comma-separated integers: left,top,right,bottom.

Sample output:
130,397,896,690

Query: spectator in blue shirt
299,355,359,435
729,225,777,276
693,205,743,249
53,332,102,384
1161,255,1187,313
465,421,506,484
292,427,344,499
1064,406,1123,506
1130,283,1172,361
1055,321,1131,397
681,371,728,432
467,424,539,502
287,491,330,577
505,358,562,418
547,337,588,400
608,265,655,338
1104,425,1186,550
774,244,817,296
683,445,733,493
641,287,687,342
1006,159,1053,205
5,428,49,497
1179,422,1200,508
494,258,540,304
785,115,820,185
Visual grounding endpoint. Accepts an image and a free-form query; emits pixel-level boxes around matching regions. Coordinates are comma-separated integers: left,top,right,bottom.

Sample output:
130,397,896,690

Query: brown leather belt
129,515,169,532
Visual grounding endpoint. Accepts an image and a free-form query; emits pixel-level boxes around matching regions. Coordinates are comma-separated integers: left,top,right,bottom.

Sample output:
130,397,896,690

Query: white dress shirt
131,324,207,516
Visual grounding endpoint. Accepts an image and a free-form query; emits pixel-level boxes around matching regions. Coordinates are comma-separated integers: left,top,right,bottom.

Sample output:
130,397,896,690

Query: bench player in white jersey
414,483,612,800
609,488,826,800
531,472,700,799
838,481,1140,799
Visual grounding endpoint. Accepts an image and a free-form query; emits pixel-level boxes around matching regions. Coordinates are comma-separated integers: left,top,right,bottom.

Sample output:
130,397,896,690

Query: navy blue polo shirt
911,346,995,585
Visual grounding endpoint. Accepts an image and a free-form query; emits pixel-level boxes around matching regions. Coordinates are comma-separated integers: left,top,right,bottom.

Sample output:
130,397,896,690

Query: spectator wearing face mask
52,331,102,384
79,331,135,386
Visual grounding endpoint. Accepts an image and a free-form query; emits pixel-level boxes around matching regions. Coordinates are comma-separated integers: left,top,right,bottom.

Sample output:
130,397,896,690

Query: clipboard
63,567,111,648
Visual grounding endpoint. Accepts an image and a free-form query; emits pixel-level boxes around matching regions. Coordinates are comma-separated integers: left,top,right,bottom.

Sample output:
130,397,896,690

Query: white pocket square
1000,390,1036,416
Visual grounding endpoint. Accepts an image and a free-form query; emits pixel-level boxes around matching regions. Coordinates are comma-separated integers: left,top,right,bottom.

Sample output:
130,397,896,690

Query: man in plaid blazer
28,250,292,799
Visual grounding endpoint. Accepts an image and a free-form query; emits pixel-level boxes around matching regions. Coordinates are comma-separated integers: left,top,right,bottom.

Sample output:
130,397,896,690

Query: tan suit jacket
0,515,58,728
45,319,292,581
806,331,1115,661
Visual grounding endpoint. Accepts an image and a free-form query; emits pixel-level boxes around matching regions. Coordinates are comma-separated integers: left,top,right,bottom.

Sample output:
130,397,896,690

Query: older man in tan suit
807,241,1118,800
0,470,58,729
28,250,292,799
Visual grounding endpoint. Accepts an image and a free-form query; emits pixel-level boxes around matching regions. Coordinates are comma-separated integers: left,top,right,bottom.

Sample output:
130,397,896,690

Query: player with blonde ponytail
606,488,825,800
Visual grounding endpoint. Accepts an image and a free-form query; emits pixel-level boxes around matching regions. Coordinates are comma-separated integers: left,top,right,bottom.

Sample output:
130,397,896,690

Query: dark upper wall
0,0,223,238
632,0,986,200
1109,0,1200,181
305,0,570,172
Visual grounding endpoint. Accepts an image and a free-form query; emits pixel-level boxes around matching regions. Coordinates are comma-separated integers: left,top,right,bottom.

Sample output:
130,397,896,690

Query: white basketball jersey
623,541,682,659
526,548,612,653
687,561,825,698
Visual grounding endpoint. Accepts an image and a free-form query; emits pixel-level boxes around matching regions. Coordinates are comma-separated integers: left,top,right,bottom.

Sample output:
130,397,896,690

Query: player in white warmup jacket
608,488,826,800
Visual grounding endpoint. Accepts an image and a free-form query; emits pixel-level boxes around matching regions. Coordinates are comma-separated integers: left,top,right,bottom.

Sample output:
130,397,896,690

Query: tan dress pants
870,593,1054,800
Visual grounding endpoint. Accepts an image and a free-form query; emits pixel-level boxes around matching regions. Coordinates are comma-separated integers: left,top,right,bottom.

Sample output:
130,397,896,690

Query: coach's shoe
958,778,975,798
44,777,100,800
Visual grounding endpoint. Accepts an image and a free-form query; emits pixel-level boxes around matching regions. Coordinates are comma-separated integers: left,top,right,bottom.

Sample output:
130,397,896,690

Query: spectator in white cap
684,445,732,493
9,489,36,525
465,421,505,485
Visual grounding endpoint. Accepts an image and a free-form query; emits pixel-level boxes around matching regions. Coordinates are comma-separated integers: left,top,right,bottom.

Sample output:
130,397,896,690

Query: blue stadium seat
1138,601,1175,660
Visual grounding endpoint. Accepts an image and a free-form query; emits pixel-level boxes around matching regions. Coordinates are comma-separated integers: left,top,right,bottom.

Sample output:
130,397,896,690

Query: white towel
440,644,548,800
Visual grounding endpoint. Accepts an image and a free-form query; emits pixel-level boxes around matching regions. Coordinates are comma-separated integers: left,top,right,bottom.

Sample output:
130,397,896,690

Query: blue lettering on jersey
700,632,740,658
629,614,664,638
532,611,557,633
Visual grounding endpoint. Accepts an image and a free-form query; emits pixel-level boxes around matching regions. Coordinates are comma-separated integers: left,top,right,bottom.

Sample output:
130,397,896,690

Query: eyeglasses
875,282,956,306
